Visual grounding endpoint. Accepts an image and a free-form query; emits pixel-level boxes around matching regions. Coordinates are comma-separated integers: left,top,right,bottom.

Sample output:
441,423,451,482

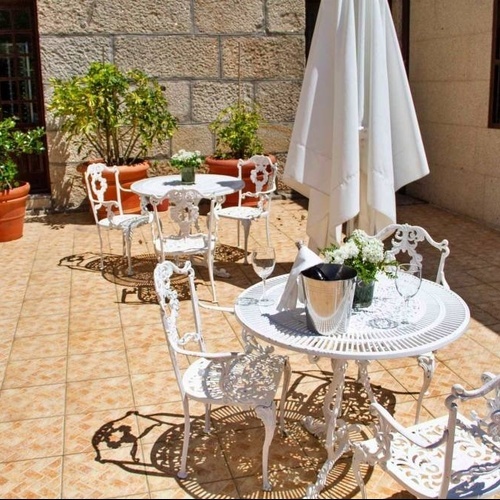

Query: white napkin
277,244,324,311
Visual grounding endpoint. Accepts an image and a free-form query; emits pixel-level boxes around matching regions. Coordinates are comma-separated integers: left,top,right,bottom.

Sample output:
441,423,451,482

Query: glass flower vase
181,166,196,184
353,279,375,310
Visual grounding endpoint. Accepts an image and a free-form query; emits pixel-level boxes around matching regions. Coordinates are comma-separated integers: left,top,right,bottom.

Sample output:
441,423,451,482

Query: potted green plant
0,117,45,242
48,61,178,214
169,149,204,185
206,98,273,207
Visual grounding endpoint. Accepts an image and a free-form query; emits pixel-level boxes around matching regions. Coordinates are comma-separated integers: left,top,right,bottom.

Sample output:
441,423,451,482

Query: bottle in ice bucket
303,264,328,280
301,263,357,336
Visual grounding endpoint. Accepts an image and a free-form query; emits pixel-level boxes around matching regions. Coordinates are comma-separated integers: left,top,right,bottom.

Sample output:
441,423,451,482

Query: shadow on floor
57,243,251,304
90,372,405,498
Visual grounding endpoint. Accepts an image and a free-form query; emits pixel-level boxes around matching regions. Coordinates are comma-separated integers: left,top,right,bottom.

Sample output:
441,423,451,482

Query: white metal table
131,174,245,278
234,273,470,498
130,173,244,202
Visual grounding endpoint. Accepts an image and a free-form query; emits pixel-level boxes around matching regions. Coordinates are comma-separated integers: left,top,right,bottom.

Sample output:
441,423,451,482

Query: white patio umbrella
284,0,429,252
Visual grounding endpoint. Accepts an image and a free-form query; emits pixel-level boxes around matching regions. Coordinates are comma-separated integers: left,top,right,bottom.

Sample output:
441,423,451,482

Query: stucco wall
407,0,500,229
36,0,305,210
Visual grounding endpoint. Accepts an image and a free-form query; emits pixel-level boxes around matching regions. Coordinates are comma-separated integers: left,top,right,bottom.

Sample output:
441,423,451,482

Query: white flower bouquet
169,149,204,169
321,229,397,283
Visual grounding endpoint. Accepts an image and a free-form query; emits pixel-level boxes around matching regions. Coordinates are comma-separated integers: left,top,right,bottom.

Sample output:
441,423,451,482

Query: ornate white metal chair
215,154,278,264
153,260,291,491
84,162,152,276
149,188,219,302
352,371,500,499
374,223,451,424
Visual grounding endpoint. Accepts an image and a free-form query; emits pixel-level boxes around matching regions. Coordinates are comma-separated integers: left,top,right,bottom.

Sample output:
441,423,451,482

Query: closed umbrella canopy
284,0,429,252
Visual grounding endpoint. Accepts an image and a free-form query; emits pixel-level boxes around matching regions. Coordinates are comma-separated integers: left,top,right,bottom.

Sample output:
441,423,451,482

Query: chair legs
240,219,252,264
97,226,105,271
254,402,277,492
205,251,218,303
278,358,291,435
179,398,191,479
123,228,134,276
415,351,435,424
351,446,369,499
239,216,271,265
204,403,212,433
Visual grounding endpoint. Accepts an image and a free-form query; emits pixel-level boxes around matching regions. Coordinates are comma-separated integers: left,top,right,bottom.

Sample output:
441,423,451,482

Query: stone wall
37,0,305,210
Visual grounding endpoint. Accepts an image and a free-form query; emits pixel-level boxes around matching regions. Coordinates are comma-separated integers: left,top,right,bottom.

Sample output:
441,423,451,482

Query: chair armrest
241,191,260,200
171,331,242,360
371,402,448,449
198,300,235,314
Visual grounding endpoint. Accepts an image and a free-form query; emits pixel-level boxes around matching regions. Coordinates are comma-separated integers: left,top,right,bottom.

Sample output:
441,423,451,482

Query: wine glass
251,246,276,306
394,263,423,324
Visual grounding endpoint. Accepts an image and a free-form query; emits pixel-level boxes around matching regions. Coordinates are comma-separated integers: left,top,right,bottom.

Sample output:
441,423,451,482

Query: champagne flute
395,263,423,324
251,246,276,306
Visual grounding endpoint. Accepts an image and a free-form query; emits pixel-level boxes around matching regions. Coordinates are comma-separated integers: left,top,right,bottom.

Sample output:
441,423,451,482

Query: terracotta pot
205,155,276,208
0,181,30,242
78,160,150,216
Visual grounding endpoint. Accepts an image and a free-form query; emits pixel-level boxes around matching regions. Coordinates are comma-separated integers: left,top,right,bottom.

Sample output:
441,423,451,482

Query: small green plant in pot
0,117,45,191
206,98,270,207
49,61,178,166
208,99,263,160
49,61,178,213
0,116,46,242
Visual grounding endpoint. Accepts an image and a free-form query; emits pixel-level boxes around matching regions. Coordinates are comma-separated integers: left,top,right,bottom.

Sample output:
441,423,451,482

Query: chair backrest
166,188,204,237
153,260,205,396
237,154,278,210
374,223,450,288
370,371,500,498
150,188,217,257
84,162,124,223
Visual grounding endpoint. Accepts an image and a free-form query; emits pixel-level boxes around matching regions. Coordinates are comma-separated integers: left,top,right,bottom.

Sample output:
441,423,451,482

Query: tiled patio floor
0,194,499,498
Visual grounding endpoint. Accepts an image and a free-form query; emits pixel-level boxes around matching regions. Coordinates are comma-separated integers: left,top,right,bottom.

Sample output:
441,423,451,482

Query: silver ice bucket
301,263,357,336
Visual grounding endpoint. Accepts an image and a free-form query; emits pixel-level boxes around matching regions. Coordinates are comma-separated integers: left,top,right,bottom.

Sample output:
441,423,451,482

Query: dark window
490,0,500,127
0,0,48,193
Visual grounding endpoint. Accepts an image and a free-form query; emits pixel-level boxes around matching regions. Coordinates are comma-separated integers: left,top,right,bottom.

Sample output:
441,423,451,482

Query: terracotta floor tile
150,478,238,499
67,350,129,382
0,339,12,366
15,313,69,338
0,318,17,340
122,322,165,349
10,333,68,360
444,351,500,383
387,361,466,400
3,356,67,389
130,371,179,407
62,451,150,498
0,457,63,499
65,377,134,415
20,296,70,318
1,198,499,498
0,416,64,461
65,408,141,455
0,384,66,421
68,327,125,355
69,308,122,333
127,344,170,375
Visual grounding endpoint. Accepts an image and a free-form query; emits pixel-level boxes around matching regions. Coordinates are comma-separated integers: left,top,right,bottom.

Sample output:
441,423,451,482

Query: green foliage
49,61,178,166
209,100,264,159
321,229,398,284
0,117,45,191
